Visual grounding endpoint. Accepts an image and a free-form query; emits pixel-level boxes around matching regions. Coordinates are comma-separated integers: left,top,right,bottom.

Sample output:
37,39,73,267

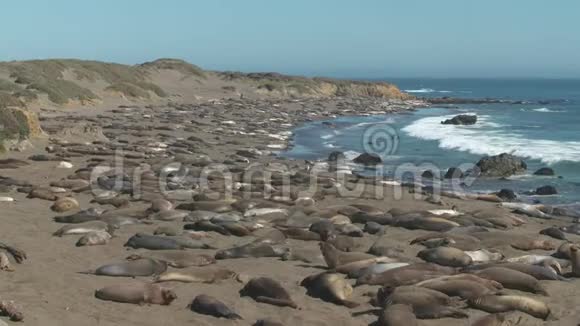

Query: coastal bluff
0,58,410,150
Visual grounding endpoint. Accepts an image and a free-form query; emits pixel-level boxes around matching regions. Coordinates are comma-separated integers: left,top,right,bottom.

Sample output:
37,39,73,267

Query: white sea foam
402,114,580,164
343,150,362,161
320,134,334,140
533,107,564,113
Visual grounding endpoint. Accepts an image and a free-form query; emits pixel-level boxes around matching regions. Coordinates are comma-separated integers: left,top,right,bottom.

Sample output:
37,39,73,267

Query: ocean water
282,78,580,206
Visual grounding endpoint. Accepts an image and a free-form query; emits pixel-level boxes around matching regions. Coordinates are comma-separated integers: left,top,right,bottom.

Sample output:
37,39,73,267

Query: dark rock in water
535,185,558,196
534,167,555,176
353,153,382,165
441,114,477,125
496,189,517,201
444,167,464,179
475,153,527,177
328,151,345,163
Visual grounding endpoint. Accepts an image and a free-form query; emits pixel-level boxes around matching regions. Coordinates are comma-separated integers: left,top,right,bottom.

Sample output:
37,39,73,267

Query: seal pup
85,258,167,277
301,272,359,308
27,188,58,201
76,231,112,246
239,277,298,308
469,295,551,320
53,221,113,237
127,251,215,268
154,268,235,284
188,294,242,319
417,247,473,267
378,304,418,326
95,282,176,305
50,197,80,213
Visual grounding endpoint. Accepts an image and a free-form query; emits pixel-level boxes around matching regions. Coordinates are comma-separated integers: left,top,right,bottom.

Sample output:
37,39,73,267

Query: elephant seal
124,233,213,250
54,208,103,223
356,263,455,287
95,282,176,305
416,274,503,291
335,257,398,275
86,258,167,277
177,201,234,213
27,188,58,201
464,249,504,263
511,239,555,251
76,231,112,246
301,272,359,308
553,242,576,259
349,262,410,279
469,295,551,320
50,197,80,213
474,267,548,295
154,268,235,284
148,198,173,212
151,210,189,221
378,304,417,326
410,232,481,251
395,215,460,232
539,227,567,240
278,227,321,241
153,225,180,236
188,294,242,319
320,242,375,269
53,221,113,237
239,277,297,308
569,245,580,277
466,262,563,281
417,247,473,267
215,242,287,260
127,251,215,268
378,286,468,319
418,278,498,300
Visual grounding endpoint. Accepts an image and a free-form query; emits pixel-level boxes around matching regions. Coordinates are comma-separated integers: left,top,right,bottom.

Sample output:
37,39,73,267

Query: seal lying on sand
154,268,235,284
301,272,359,308
378,304,418,326
320,242,376,269
50,197,80,213
215,242,287,260
469,294,551,320
377,286,468,319
417,247,473,267
76,231,112,246
127,251,215,268
239,277,298,308
188,294,242,319
95,282,176,305
85,258,167,277
473,267,548,295
53,221,114,237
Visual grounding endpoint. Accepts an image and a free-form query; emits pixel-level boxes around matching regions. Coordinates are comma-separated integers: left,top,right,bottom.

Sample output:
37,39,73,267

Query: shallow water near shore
283,78,580,206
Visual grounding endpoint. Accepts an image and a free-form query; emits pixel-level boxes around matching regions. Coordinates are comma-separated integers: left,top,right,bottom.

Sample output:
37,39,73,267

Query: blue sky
1,0,579,78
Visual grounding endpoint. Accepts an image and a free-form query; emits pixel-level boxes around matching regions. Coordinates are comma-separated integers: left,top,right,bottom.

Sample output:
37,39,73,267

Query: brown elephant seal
148,198,173,213
215,242,287,260
95,282,176,305
553,242,576,259
91,197,130,208
511,239,555,251
86,258,167,277
301,272,359,308
177,200,235,213
394,215,460,232
416,274,503,291
154,268,235,284
410,232,482,251
153,225,180,236
239,277,297,309
417,247,473,267
54,208,104,223
320,242,375,269
466,262,564,281
356,263,455,287
469,295,551,320
53,221,113,237
188,294,242,319
127,251,215,268
50,197,80,213
474,267,548,295
76,231,112,246
418,278,498,300
27,188,58,201
539,227,567,240
278,227,321,241
569,245,580,277
378,304,417,326
378,286,468,319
